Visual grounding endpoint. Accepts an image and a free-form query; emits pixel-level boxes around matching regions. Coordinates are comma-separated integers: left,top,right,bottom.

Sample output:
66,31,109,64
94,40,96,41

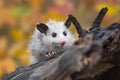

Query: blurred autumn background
0,0,120,79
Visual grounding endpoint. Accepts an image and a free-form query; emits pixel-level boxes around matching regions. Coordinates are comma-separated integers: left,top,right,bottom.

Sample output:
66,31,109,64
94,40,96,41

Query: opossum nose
60,41,66,46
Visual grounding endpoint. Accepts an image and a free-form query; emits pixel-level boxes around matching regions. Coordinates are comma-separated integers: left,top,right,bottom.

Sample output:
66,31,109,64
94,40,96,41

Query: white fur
29,20,75,64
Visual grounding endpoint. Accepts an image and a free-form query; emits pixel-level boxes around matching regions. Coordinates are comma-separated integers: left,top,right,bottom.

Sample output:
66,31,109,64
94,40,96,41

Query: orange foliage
0,37,8,58
0,57,17,77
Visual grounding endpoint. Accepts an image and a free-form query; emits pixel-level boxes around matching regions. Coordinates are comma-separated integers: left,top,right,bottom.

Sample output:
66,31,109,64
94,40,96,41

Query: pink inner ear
60,41,66,46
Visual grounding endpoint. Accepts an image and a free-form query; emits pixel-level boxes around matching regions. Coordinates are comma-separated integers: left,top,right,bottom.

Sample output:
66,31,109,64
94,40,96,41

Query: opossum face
37,20,75,49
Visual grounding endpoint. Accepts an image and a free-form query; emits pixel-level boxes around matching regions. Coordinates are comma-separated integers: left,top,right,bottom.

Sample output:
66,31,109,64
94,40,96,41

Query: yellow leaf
47,11,65,21
8,42,25,57
18,50,31,65
10,29,25,41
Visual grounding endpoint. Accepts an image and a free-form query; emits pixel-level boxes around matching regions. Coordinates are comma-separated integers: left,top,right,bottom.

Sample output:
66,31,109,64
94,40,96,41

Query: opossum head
37,20,75,49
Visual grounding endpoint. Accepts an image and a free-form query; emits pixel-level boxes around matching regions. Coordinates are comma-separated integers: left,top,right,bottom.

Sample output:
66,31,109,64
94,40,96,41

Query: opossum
29,19,75,64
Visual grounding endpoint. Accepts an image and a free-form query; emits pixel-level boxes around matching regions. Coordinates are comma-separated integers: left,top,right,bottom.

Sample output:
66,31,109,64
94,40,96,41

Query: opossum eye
52,33,57,37
63,31,67,36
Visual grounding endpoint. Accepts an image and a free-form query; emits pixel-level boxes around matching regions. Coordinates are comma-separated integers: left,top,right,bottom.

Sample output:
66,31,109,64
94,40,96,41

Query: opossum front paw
45,51,57,58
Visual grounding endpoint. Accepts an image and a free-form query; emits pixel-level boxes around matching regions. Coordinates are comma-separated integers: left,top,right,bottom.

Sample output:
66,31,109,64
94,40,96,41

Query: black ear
37,23,48,34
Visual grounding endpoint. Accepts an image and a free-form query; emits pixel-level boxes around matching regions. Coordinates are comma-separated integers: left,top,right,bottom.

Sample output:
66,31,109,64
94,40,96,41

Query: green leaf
10,5,31,17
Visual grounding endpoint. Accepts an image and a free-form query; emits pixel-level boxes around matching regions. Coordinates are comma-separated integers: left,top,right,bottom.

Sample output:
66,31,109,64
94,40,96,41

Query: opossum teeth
51,51,57,55
45,54,49,57
53,52,57,54
48,52,51,56
45,51,57,58
50,51,55,56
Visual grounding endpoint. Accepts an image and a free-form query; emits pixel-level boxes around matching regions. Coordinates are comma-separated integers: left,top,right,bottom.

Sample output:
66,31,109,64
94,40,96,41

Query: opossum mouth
45,51,57,58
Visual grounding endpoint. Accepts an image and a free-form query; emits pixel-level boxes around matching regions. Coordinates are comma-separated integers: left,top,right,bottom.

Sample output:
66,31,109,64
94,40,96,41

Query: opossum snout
59,41,66,46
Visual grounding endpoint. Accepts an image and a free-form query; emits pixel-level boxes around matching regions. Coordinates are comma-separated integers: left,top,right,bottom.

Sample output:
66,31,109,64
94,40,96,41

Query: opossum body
29,19,75,64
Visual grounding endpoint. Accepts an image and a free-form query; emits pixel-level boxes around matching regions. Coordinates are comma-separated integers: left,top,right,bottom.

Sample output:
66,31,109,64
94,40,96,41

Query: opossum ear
37,23,48,34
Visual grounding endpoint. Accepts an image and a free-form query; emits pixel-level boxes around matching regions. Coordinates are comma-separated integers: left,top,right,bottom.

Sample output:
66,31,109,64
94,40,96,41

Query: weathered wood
69,7,120,80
